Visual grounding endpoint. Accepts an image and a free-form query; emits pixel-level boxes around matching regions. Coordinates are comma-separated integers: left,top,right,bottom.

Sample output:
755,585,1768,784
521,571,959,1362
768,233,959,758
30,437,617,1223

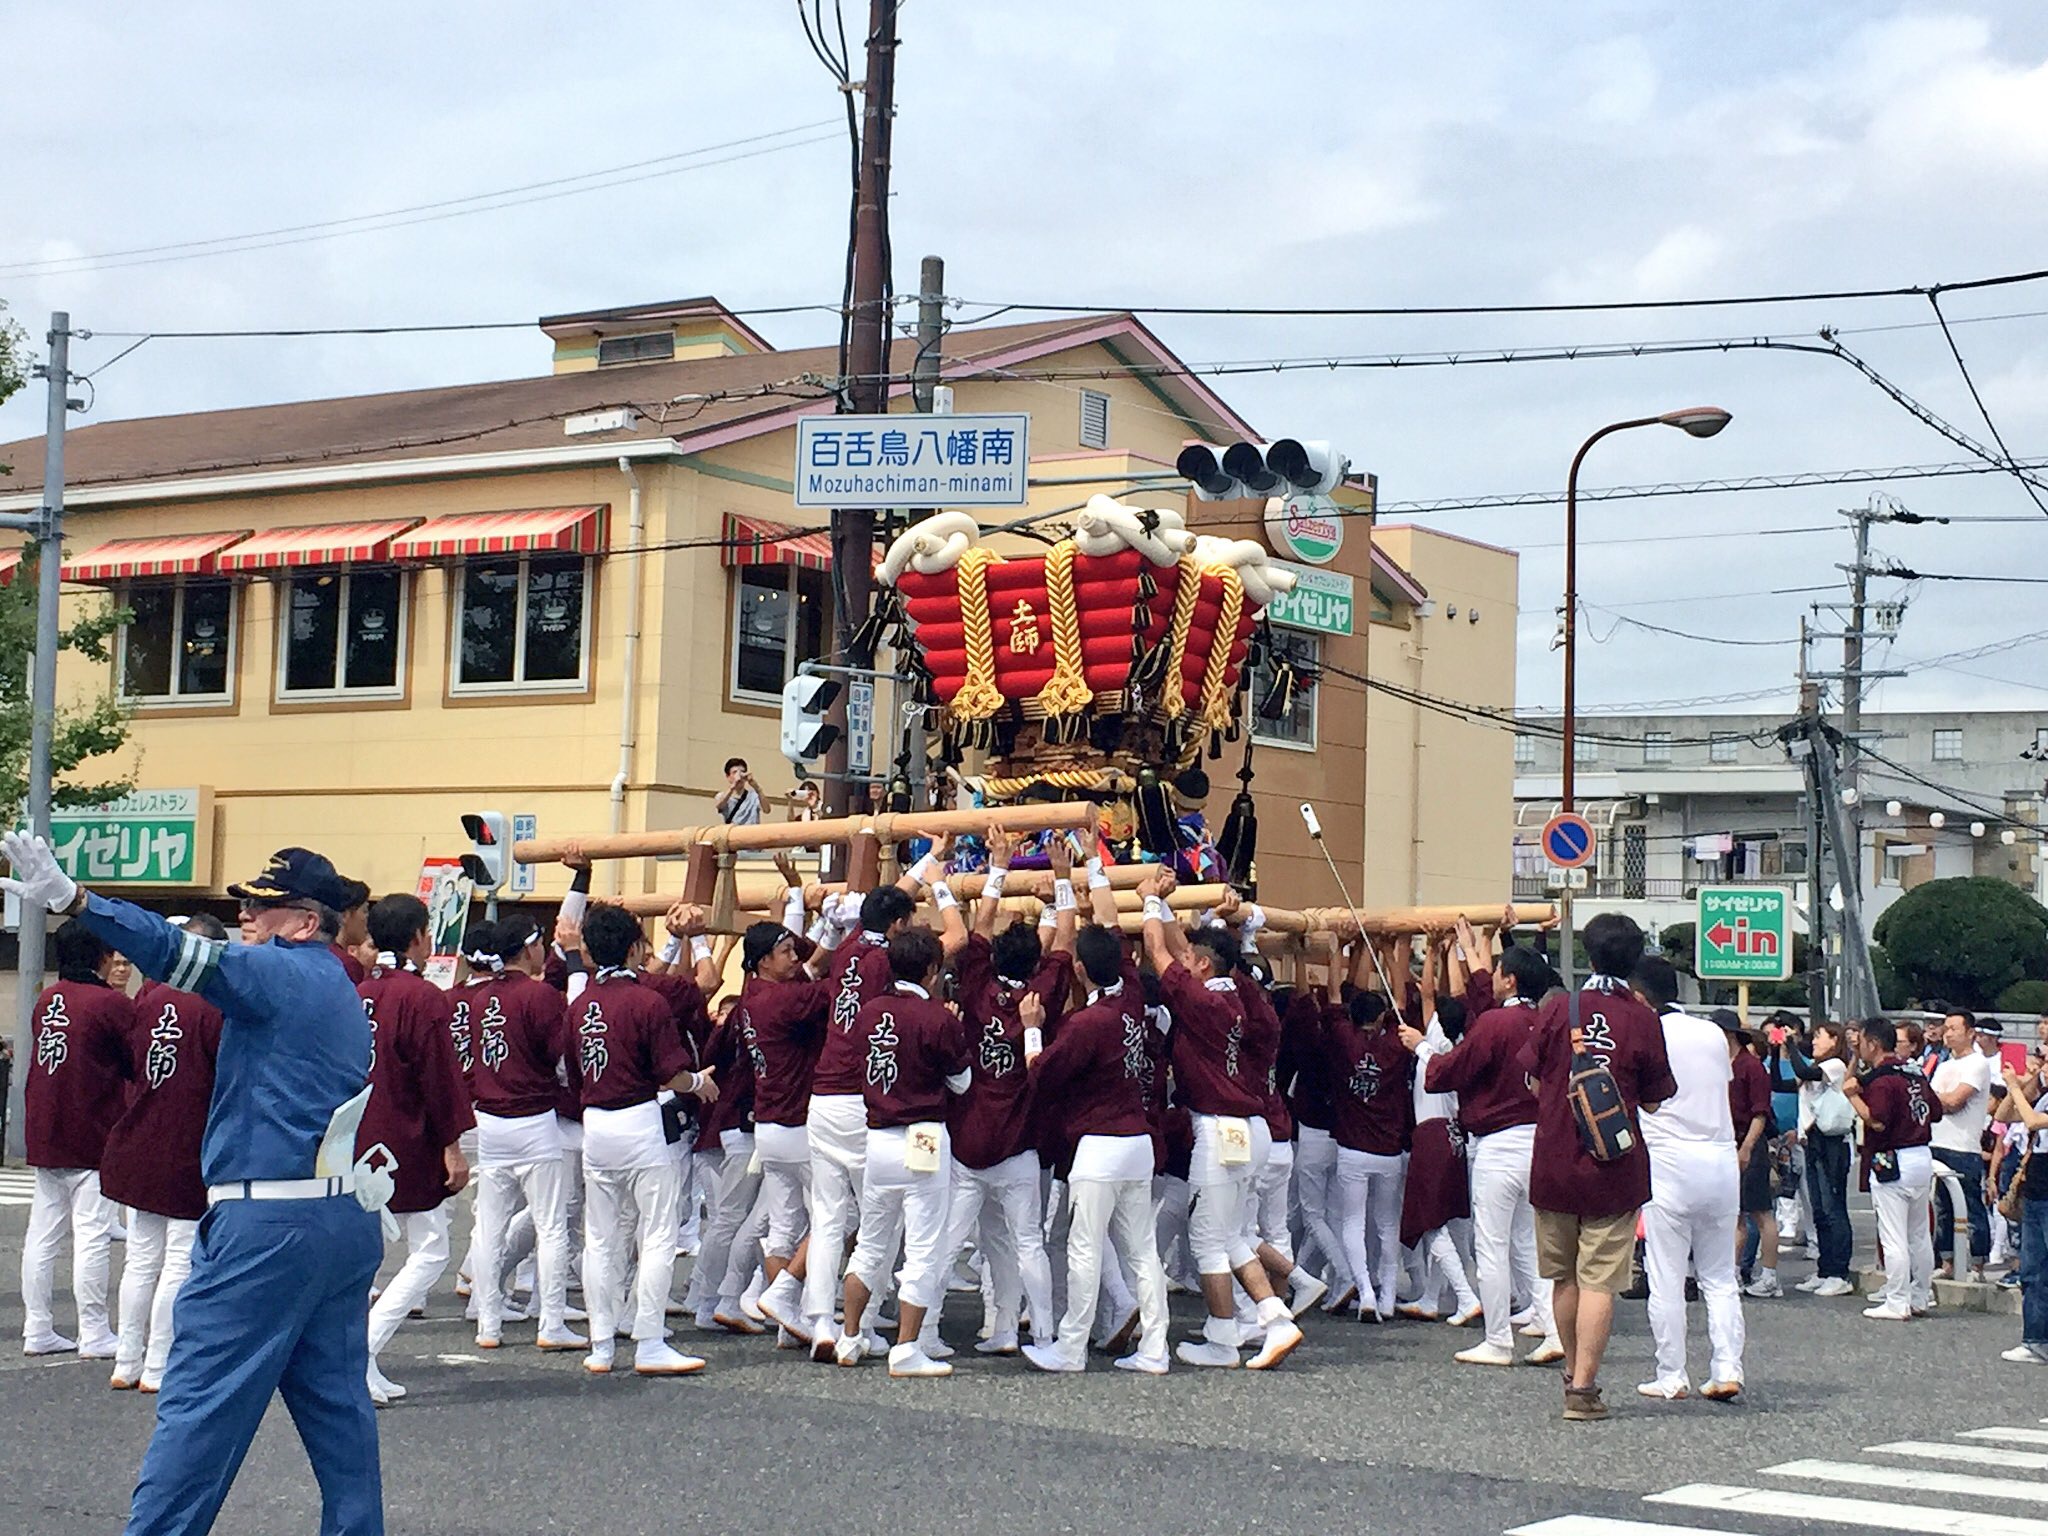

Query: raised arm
1047,834,1079,957
974,829,1013,941
1085,855,1120,930
899,832,954,898
1138,871,1186,975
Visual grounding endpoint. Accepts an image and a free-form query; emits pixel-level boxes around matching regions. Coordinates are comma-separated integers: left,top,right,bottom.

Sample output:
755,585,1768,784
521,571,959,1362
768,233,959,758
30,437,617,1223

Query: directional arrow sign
1695,886,1793,982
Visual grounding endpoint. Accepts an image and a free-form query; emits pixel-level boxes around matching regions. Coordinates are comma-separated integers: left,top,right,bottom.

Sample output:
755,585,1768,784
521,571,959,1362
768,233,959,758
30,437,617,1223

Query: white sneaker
1517,1319,1550,1339
22,1332,77,1357
1175,1338,1241,1368
755,1274,806,1340
739,1273,770,1323
78,1333,120,1361
2001,1345,2048,1365
976,1331,1021,1355
1510,1305,1538,1329
1246,1318,1303,1370
1455,1341,1516,1367
919,1330,956,1361
535,1327,587,1351
1813,1277,1855,1298
1862,1303,1912,1321
1526,1335,1566,1365
366,1363,406,1406
633,1341,706,1376
833,1333,868,1368
1743,1275,1783,1299
475,1331,502,1350
1287,1270,1329,1318
863,1328,891,1356
584,1342,615,1375
1447,1302,1483,1327
887,1342,952,1378
563,1304,589,1323
1115,1350,1170,1375
713,1308,766,1336
1022,1342,1084,1373
1795,1275,1824,1293
1636,1378,1690,1399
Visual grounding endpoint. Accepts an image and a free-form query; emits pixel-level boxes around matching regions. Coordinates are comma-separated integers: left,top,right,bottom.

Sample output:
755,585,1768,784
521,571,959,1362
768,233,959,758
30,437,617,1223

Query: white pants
1411,1227,1480,1314
803,1095,868,1327
368,1208,452,1357
1873,1145,1936,1313
671,1141,697,1252
946,1152,1054,1342
1470,1124,1551,1350
559,1123,586,1281
753,1119,810,1254
846,1127,952,1314
1291,1127,1349,1288
1049,1178,1169,1367
688,1135,764,1309
1252,1140,1296,1261
475,1158,569,1334
583,1160,682,1343
1644,1145,1744,1386
1188,1114,1266,1275
1336,1148,1406,1314
21,1167,117,1347
114,1211,197,1381
1152,1175,1195,1285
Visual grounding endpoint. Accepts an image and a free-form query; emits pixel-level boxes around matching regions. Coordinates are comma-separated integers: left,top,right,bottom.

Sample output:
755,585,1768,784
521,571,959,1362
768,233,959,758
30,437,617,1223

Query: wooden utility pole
823,0,900,851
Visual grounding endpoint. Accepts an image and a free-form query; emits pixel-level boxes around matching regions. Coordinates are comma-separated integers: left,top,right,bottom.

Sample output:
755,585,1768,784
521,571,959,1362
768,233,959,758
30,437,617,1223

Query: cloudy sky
6,3,2047,720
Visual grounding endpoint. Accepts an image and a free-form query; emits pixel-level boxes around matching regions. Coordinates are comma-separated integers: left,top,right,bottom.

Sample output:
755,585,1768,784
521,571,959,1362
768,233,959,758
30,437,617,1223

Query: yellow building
0,299,1516,914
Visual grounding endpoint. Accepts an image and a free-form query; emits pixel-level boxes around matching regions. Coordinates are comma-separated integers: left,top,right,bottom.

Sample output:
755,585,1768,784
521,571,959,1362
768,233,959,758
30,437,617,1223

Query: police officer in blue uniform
2,834,386,1536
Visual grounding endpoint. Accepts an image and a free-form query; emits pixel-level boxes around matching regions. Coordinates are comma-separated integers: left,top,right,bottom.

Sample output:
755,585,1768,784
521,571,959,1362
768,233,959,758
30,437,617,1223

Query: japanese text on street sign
1695,885,1793,982
847,679,874,777
1264,561,1355,637
34,788,210,885
794,413,1030,508
511,813,537,895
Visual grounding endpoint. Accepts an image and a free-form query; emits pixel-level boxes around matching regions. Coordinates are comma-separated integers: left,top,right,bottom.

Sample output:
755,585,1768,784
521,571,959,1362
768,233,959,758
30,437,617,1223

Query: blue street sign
1541,812,1596,869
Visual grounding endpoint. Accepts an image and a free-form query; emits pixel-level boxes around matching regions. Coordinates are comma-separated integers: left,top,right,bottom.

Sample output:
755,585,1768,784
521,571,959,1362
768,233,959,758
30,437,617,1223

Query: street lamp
1560,407,1731,810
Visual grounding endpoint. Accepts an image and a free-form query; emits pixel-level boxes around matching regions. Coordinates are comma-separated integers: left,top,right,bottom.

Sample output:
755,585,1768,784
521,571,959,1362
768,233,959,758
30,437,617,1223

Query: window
1643,731,1672,764
118,580,236,703
597,331,674,366
1249,632,1319,750
453,553,590,692
1513,733,1537,767
1078,389,1110,449
1933,728,1963,762
731,563,829,701
278,570,407,697
1710,733,1739,764
2036,726,2048,755
1574,736,1597,766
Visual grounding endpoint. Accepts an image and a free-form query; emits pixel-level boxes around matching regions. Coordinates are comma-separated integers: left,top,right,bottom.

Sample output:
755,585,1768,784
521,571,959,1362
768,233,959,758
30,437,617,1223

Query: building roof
0,311,1256,502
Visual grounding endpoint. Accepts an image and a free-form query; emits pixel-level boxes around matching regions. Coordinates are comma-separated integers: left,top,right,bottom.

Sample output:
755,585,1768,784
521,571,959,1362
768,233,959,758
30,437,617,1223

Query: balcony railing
1512,874,1803,902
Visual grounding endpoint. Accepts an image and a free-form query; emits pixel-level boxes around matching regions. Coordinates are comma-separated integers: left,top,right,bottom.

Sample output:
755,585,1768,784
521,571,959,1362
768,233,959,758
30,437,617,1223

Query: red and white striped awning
214,518,422,573
62,531,250,585
388,505,605,561
722,512,833,572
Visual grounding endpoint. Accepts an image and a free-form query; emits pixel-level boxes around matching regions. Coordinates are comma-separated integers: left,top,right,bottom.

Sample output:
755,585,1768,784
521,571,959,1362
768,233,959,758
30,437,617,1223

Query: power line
943,265,2048,320
1,126,846,278
1587,608,1797,648
84,302,846,341
1925,290,2048,517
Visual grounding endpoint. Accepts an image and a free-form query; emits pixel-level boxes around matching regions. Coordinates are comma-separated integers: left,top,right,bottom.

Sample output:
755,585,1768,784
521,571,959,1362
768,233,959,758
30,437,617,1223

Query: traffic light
459,811,510,890
780,671,841,764
1175,439,1350,500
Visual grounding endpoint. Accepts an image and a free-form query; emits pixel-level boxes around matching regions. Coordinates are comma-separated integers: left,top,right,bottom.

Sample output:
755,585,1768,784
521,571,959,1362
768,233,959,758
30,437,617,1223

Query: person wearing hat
0,834,388,1536
1718,1010,1782,1299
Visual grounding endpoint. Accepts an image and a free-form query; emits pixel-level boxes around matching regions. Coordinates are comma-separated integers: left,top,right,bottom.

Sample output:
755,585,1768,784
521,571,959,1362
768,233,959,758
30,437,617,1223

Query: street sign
846,678,874,776
1540,811,1596,869
510,813,537,895
1263,491,1345,564
794,412,1030,508
1696,885,1794,982
1545,865,1589,891
1263,561,1355,636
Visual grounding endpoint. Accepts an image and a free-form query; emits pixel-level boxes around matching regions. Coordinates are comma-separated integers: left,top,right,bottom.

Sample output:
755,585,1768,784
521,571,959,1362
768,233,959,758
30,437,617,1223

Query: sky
5,2,2048,721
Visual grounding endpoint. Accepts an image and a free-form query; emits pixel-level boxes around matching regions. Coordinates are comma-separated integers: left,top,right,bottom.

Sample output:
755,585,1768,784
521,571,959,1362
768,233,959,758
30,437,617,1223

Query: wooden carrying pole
513,801,1096,866
1253,902,1557,937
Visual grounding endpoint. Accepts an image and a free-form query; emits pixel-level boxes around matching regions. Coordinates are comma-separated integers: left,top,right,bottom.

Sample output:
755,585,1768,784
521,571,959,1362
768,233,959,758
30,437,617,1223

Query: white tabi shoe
887,1342,953,1378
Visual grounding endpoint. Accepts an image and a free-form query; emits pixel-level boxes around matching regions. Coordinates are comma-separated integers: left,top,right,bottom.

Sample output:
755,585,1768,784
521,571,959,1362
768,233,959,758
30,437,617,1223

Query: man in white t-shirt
1630,957,1745,1401
1931,1010,1994,1282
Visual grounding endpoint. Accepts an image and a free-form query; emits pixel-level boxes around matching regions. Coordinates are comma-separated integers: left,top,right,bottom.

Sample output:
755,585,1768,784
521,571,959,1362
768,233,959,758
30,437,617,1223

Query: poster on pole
415,858,474,990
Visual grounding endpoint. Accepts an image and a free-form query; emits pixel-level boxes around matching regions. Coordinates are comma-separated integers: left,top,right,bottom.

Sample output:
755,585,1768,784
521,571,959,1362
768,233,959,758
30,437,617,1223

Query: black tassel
1135,770,1176,855
1138,568,1158,602
1258,657,1298,721
1217,791,1258,884
1207,730,1223,761
1090,714,1128,755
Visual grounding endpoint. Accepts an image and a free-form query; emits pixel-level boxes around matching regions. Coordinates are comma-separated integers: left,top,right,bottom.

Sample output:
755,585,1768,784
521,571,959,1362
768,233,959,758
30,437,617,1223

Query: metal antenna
1298,801,1398,1000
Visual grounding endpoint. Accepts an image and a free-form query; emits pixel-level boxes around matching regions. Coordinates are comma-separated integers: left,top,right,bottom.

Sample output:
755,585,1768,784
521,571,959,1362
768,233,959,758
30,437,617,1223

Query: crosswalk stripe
1647,1484,2048,1535
1869,1442,2048,1473
1766,1458,2048,1505
1508,1519,1759,1536
1967,1430,2048,1449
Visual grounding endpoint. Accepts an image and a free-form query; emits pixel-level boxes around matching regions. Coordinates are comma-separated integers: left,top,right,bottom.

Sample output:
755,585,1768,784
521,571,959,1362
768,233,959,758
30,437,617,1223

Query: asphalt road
0,1173,2038,1536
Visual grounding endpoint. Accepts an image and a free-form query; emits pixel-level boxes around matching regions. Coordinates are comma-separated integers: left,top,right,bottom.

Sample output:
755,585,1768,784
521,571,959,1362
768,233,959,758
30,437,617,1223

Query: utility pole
822,0,900,856
12,314,72,1151
912,254,943,413
1798,617,1827,1022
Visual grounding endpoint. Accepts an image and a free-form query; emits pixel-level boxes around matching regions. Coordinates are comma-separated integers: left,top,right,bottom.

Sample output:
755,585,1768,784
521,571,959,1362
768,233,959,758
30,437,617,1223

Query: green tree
0,307,134,822
1997,979,2048,1017
1872,877,2048,1011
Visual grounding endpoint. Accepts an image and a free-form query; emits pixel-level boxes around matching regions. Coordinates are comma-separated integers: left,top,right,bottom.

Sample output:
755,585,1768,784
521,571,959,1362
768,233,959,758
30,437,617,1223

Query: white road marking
1967,1429,2048,1448
1508,1518,1758,1536
1648,1483,2048,1535
1868,1442,2048,1473
1766,1458,2048,1504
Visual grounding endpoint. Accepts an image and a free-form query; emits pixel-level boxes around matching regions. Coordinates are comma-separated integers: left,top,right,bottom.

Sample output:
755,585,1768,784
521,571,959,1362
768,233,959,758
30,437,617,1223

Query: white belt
207,1176,355,1205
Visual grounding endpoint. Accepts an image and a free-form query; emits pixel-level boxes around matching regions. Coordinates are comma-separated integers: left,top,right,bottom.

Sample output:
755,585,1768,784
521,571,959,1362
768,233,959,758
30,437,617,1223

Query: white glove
0,832,77,914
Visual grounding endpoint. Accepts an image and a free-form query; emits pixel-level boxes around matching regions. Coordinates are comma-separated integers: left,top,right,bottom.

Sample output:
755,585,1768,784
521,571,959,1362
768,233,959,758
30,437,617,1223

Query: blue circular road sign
1541,812,1596,869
